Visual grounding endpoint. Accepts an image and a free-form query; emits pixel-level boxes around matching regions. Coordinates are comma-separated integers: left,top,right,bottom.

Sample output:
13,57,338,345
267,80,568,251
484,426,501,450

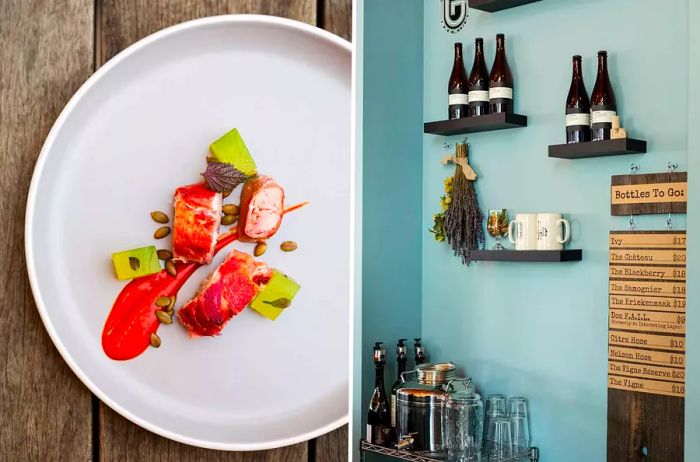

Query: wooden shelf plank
469,0,542,13
548,138,647,159
471,249,583,262
424,113,527,136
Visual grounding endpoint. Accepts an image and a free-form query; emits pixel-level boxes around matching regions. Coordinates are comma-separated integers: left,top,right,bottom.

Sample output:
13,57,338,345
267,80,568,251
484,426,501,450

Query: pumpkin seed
165,260,177,277
280,241,298,252
155,296,171,307
154,226,171,239
222,204,239,215
263,297,291,309
167,308,175,317
221,214,237,226
150,333,161,348
167,295,176,310
155,310,172,324
129,257,140,271
157,249,173,260
254,242,267,257
150,211,169,224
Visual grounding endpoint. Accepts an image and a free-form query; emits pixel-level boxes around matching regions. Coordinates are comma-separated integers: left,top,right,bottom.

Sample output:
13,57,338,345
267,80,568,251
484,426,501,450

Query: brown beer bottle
448,43,469,119
489,34,514,114
566,55,591,143
590,51,617,141
468,38,490,117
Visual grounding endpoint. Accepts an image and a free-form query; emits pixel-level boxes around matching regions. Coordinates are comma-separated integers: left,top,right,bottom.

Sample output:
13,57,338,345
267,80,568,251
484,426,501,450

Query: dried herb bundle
443,142,484,265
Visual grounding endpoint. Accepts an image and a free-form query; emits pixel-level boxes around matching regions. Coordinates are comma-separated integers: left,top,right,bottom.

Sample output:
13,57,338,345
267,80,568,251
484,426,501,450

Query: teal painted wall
360,0,424,459
421,1,691,462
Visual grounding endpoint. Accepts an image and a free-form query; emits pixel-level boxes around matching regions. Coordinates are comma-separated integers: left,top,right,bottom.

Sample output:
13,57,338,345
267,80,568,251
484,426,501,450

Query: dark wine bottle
590,50,617,141
414,338,426,366
448,43,469,120
566,55,591,143
390,339,408,433
489,33,514,114
367,342,393,446
468,38,490,117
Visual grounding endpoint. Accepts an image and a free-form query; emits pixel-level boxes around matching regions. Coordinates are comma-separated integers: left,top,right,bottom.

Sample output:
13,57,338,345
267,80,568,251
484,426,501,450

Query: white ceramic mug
536,213,571,250
508,213,537,250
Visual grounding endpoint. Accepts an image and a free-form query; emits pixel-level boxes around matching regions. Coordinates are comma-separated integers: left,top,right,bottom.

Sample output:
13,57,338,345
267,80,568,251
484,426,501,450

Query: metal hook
443,142,452,150
629,163,639,229
666,214,673,231
668,161,678,174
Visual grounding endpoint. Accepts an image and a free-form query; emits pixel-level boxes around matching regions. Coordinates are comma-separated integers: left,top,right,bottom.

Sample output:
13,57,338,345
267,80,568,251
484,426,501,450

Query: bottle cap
397,339,407,358
373,342,385,364
598,50,608,56
573,55,582,60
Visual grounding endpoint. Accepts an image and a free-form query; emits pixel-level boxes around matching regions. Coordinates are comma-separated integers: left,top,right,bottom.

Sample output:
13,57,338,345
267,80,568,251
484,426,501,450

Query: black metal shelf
359,440,540,462
548,138,647,159
469,0,542,13
424,113,527,136
471,249,582,262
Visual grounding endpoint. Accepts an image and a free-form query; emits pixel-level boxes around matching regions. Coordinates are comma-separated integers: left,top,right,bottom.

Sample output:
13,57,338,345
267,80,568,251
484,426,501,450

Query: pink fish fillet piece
177,249,272,337
172,183,222,264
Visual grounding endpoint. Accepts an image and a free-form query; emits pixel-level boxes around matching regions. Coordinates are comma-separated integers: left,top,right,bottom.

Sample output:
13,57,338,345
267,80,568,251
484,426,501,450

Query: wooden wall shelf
424,113,527,136
471,249,582,262
469,0,542,13
548,138,647,159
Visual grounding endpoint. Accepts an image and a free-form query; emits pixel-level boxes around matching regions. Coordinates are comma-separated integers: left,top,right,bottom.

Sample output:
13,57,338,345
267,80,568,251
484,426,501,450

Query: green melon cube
250,270,300,320
209,128,257,176
112,246,162,280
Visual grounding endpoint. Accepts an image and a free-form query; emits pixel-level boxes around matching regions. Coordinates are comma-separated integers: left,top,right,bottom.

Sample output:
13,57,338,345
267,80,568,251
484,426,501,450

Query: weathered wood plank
97,0,316,64
99,405,309,461
96,1,318,460
0,0,95,461
611,172,688,216
322,0,352,40
607,389,684,461
314,425,348,462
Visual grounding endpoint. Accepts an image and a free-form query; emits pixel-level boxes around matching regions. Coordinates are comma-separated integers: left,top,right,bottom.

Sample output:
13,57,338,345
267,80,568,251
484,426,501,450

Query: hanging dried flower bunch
443,141,484,265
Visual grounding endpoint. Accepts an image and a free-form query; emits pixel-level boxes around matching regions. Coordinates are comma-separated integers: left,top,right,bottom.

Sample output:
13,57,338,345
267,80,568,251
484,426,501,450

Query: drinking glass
444,391,484,462
508,397,530,457
487,209,509,250
482,395,506,454
485,417,513,461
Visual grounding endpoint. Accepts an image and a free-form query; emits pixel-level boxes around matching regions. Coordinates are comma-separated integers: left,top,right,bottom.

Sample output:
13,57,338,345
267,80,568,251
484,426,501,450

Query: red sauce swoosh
101,231,238,360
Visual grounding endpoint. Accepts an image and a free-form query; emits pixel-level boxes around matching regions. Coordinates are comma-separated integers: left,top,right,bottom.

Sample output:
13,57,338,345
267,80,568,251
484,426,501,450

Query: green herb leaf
201,161,248,193
263,298,292,309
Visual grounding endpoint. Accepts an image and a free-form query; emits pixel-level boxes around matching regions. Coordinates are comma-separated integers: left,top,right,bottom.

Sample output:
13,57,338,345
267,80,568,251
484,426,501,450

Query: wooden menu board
607,230,685,461
611,172,687,216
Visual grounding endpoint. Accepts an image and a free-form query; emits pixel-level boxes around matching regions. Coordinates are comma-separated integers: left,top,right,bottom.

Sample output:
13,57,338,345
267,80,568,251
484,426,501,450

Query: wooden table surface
0,1,350,460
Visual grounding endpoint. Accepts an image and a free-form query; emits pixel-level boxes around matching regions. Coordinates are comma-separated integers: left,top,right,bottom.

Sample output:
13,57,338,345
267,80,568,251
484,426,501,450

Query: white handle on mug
557,218,571,244
508,220,517,245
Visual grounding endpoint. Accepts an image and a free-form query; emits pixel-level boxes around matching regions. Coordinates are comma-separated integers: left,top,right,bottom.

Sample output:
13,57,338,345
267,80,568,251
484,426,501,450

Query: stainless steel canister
395,362,458,458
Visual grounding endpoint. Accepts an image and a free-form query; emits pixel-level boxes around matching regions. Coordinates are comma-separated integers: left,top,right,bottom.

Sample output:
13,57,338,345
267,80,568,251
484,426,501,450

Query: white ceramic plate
26,15,350,450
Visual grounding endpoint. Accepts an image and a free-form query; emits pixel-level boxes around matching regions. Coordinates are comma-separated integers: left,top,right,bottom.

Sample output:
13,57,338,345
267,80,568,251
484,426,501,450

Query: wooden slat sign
607,230,686,461
611,172,687,216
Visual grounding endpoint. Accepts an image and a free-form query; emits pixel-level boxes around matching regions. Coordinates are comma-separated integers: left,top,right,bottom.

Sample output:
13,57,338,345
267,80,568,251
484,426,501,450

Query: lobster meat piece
237,176,285,242
172,183,222,264
177,249,272,337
